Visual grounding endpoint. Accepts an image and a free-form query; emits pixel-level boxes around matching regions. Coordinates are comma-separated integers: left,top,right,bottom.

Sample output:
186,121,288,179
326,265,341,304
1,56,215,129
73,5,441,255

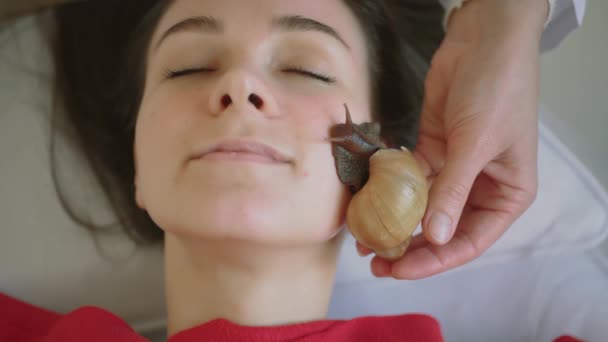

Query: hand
358,0,549,279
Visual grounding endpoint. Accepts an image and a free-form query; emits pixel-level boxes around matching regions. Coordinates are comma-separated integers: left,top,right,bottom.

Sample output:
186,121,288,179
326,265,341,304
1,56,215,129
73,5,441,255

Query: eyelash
163,66,336,83
163,67,215,79
282,66,336,83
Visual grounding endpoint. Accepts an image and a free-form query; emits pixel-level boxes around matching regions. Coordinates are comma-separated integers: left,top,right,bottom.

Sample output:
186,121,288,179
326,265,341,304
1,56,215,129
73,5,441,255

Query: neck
164,232,343,336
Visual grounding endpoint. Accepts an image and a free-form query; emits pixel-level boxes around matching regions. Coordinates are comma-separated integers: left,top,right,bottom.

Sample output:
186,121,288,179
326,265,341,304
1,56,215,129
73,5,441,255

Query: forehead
151,0,368,57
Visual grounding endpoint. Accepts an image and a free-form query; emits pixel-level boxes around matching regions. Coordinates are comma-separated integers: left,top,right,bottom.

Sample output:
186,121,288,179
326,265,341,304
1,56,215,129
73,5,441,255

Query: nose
209,69,279,117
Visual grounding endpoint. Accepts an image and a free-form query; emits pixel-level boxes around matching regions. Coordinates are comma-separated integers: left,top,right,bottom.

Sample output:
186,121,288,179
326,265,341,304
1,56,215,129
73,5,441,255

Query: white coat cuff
439,0,555,29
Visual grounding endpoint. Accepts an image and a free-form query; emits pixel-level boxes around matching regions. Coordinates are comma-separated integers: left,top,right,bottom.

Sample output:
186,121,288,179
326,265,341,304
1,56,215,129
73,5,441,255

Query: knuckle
518,190,537,214
513,175,539,211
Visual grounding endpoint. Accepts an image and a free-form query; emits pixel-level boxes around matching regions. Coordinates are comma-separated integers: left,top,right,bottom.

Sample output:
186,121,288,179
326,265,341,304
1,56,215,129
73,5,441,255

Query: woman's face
134,0,373,245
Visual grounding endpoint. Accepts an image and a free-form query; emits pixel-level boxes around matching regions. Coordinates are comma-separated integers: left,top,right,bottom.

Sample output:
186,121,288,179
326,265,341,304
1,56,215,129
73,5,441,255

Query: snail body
330,104,428,260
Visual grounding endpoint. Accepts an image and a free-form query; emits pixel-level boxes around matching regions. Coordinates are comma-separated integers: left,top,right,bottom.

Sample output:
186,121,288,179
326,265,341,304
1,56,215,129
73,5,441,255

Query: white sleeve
437,0,587,53
541,0,587,52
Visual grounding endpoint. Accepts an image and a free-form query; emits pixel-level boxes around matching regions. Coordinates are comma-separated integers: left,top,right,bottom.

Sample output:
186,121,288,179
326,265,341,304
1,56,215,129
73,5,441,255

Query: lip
191,138,293,164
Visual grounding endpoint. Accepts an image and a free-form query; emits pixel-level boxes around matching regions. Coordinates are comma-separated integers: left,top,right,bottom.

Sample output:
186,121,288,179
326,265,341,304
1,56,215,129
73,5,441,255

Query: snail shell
347,147,428,260
329,104,428,260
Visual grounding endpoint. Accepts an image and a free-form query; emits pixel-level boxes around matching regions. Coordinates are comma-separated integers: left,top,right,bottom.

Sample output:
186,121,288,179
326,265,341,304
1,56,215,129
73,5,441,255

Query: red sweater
0,292,581,342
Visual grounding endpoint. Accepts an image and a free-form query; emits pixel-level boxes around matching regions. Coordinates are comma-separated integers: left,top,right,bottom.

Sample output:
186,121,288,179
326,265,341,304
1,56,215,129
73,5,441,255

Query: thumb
423,142,487,245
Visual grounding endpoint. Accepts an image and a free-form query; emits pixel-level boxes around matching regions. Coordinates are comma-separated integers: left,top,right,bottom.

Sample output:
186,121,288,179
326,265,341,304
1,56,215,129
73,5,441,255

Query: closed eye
163,66,335,83
164,67,216,79
283,67,336,83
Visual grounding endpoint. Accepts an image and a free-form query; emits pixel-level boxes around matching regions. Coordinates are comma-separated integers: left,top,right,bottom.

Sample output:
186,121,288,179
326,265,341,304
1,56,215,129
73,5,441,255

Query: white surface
539,0,608,254
331,249,608,342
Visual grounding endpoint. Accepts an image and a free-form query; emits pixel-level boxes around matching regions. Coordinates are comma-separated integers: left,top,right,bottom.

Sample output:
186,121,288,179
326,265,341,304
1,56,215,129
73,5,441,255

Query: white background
539,1,608,254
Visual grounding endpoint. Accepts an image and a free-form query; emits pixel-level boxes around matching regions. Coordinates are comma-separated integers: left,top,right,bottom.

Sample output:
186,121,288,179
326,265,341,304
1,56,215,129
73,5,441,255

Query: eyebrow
154,14,350,51
272,15,350,50
154,16,222,50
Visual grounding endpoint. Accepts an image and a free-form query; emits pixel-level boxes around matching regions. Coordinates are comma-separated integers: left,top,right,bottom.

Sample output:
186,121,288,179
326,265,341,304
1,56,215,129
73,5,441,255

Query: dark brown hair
50,0,444,244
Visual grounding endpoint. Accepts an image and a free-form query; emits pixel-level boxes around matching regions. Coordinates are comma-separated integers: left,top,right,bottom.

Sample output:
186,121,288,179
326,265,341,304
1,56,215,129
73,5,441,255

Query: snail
329,104,428,260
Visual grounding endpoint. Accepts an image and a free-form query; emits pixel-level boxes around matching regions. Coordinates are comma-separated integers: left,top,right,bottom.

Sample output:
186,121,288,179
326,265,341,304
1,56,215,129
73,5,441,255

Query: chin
155,196,341,245
143,175,348,244
150,191,279,240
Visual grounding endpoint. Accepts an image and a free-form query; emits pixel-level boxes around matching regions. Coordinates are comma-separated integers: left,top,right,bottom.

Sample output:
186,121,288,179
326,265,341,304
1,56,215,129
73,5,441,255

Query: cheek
282,96,343,143
282,102,352,233
291,144,350,237
139,86,204,135
136,86,207,157
280,90,371,141
134,89,203,201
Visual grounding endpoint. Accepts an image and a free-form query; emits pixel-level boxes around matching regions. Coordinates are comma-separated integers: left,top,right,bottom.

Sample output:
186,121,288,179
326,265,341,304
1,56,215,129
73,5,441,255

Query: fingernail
429,212,452,244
